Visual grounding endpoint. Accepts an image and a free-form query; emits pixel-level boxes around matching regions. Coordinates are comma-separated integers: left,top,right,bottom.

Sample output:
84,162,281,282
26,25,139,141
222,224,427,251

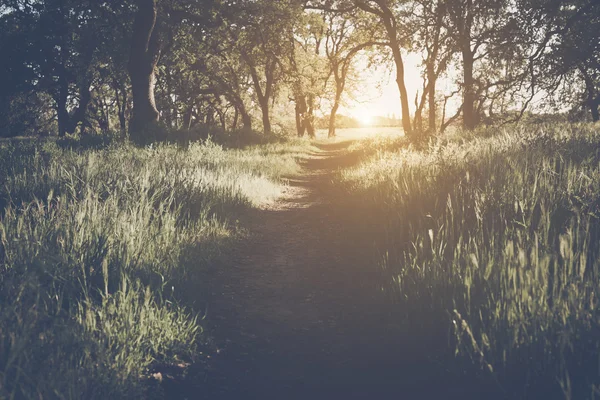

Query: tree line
1,0,598,141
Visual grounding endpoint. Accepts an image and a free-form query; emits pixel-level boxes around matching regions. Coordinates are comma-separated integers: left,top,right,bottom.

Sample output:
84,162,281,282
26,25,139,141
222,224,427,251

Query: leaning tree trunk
382,18,412,137
392,48,412,136
128,0,161,142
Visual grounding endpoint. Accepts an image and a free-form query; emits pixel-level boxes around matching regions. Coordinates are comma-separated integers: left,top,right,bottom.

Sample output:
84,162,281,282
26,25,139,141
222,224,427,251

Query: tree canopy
1,0,598,139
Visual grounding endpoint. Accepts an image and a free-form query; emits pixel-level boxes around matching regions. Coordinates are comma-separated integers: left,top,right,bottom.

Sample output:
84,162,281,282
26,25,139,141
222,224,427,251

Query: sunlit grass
339,122,600,398
0,135,313,398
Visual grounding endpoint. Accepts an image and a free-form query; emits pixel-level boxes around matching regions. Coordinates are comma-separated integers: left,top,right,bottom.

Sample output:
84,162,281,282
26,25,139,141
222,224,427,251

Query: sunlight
359,115,373,126
354,110,374,126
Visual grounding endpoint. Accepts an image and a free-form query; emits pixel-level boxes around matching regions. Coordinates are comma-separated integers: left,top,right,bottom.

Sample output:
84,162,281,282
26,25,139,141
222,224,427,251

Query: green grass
339,123,600,398
0,134,313,399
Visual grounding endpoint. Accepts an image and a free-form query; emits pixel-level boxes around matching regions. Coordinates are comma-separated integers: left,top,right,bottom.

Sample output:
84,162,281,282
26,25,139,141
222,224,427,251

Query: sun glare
358,113,373,126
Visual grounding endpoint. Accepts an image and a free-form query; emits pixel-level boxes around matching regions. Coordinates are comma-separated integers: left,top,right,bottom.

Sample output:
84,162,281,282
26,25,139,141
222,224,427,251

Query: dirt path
168,140,480,399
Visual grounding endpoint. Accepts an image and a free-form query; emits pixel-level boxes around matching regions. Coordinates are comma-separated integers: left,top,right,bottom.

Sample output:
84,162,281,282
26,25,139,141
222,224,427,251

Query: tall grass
0,135,311,398
341,123,600,398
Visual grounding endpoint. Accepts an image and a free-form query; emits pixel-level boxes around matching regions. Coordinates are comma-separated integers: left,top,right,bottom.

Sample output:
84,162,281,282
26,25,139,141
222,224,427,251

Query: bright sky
338,52,462,124
339,53,424,122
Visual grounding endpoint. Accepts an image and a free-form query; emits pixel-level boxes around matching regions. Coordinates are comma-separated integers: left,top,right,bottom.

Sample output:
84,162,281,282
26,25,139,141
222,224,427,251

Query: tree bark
259,99,271,135
245,56,273,135
296,101,306,137
56,73,69,137
328,100,340,138
591,99,600,122
128,0,161,139
582,68,600,122
55,73,92,136
461,46,476,130
218,109,227,131
376,11,412,136
113,80,128,133
306,94,316,138
183,105,193,130
241,109,252,131
328,71,344,138
427,61,436,131
232,107,239,131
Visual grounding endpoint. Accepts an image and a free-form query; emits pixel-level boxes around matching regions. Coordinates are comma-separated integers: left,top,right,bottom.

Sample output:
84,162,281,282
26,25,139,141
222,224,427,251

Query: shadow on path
167,139,495,400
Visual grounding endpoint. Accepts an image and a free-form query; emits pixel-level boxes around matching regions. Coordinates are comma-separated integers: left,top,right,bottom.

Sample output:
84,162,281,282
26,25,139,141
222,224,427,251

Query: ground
166,136,497,400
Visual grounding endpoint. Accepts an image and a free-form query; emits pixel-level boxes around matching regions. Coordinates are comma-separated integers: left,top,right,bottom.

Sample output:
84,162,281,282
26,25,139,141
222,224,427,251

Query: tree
353,0,414,136
128,0,161,138
235,1,301,135
529,0,600,121
322,9,384,137
410,0,453,133
286,11,331,137
444,0,519,129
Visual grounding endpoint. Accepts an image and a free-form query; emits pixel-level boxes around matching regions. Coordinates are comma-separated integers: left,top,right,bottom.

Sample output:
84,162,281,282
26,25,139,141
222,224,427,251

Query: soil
164,139,496,400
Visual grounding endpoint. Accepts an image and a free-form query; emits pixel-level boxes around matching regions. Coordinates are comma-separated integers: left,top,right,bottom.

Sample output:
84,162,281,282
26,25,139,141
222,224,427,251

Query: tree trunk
232,107,239,131
462,47,476,130
56,75,69,137
354,3,412,136
413,91,423,132
383,18,412,136
206,108,214,126
114,82,128,133
306,94,316,138
128,0,160,139
582,69,600,122
427,62,436,131
393,50,412,136
328,101,339,138
56,74,92,136
328,76,344,138
260,99,271,135
296,102,306,137
591,99,600,122
183,105,193,130
328,64,349,138
241,110,252,131
218,109,227,131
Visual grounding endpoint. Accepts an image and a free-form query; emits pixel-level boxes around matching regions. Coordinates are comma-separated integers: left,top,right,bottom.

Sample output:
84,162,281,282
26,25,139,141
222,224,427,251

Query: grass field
0,134,314,398
3,123,600,399
339,122,600,398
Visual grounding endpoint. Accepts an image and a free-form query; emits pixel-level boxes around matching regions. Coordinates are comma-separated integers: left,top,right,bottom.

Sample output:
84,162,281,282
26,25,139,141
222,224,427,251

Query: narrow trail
170,139,484,399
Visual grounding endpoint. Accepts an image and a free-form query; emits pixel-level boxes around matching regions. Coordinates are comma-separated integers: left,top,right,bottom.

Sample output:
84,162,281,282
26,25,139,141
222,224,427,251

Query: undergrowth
340,123,600,399
0,134,312,398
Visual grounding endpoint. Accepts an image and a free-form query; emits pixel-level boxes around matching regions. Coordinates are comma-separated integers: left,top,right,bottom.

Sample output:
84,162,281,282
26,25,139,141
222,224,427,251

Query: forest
1,0,600,399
